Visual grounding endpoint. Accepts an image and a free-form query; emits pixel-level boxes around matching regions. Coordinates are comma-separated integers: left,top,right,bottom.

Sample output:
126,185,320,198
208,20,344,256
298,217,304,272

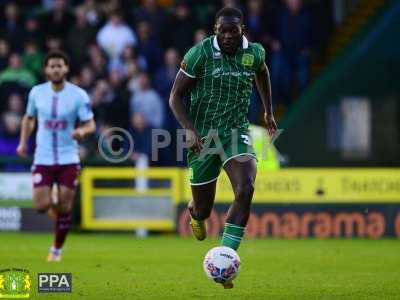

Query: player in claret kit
17,51,96,262
169,7,277,288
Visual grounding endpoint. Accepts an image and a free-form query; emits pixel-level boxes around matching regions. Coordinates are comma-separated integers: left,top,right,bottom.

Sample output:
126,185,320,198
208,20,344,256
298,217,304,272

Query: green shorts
187,130,256,185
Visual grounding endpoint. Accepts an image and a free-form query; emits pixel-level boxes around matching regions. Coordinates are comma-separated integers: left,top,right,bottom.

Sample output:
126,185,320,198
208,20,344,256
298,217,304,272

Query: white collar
213,35,249,51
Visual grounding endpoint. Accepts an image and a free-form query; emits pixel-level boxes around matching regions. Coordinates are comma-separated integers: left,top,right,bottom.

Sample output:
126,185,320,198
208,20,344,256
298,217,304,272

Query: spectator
136,21,163,75
101,0,122,17
1,2,24,50
194,29,207,44
155,48,180,99
245,0,266,42
0,39,10,70
96,11,137,60
270,0,312,106
78,65,95,92
0,112,22,156
22,39,44,78
167,2,195,55
130,73,164,129
42,0,56,10
108,46,147,76
0,111,33,171
154,48,181,165
45,35,63,52
87,43,108,79
133,0,167,37
79,0,102,27
66,6,96,65
107,69,131,128
90,79,114,126
126,61,142,94
130,73,164,157
40,0,75,39
0,53,37,88
222,0,241,9
6,93,24,115
22,17,43,46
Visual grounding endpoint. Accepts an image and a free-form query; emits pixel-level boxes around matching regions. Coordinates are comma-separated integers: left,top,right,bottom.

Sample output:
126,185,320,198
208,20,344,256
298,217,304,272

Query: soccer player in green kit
169,7,277,288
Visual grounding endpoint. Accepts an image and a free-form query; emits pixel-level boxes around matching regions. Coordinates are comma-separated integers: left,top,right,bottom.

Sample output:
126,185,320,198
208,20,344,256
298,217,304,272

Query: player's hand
16,143,28,158
186,128,203,154
264,113,278,140
72,128,85,142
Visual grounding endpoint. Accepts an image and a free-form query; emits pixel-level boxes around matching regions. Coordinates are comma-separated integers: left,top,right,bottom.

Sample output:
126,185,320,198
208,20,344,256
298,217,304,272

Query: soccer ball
203,246,240,284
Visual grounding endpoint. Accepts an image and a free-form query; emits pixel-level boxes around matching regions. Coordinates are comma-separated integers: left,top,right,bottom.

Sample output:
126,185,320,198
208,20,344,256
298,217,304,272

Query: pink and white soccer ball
203,246,241,284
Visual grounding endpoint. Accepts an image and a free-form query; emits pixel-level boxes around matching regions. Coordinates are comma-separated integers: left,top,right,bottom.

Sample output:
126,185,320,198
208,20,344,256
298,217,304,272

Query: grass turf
0,232,399,300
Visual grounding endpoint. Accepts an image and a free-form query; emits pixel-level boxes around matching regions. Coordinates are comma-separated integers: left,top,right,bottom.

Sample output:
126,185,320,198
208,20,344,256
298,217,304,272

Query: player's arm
73,90,96,142
17,115,36,158
17,87,37,158
72,119,96,142
255,63,277,138
169,71,202,153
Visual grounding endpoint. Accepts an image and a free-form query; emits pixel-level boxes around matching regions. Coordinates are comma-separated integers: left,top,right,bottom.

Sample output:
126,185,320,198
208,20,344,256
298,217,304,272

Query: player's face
45,58,69,84
215,17,243,55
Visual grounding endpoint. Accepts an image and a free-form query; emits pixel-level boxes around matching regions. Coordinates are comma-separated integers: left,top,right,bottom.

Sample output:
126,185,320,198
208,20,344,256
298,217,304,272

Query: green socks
221,223,245,251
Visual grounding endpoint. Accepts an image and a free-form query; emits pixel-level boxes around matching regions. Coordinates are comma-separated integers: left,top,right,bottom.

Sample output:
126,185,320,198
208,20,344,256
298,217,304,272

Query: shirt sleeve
180,44,204,78
77,90,94,122
254,43,266,72
26,87,37,117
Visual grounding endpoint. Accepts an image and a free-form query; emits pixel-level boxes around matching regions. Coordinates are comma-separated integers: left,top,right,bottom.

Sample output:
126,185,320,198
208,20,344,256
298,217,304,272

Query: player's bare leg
32,186,52,213
223,156,256,226
189,180,217,240
47,185,75,262
32,186,60,262
47,184,59,220
220,156,257,288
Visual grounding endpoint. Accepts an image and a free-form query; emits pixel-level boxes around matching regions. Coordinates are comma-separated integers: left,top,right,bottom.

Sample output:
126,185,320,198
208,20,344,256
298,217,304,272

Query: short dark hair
44,50,69,66
215,6,243,23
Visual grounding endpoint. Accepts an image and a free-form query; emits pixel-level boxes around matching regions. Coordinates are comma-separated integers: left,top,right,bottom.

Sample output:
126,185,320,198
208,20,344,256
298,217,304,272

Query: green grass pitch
1,232,400,300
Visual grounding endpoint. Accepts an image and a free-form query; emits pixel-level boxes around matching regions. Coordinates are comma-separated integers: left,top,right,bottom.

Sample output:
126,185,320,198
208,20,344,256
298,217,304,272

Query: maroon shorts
32,164,81,189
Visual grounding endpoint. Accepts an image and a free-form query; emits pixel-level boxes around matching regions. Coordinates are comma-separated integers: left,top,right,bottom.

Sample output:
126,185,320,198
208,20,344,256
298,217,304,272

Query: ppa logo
38,273,71,293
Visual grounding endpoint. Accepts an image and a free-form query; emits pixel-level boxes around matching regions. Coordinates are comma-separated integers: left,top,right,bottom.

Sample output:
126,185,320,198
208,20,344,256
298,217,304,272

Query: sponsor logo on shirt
212,67,255,78
44,120,68,130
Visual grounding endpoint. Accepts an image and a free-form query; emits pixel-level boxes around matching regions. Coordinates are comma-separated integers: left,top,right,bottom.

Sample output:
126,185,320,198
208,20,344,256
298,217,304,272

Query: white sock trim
50,246,62,255
223,233,243,241
225,223,245,230
222,234,242,243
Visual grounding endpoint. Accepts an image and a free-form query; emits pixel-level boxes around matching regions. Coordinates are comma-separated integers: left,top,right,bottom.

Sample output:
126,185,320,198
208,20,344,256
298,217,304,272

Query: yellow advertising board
81,168,400,230
183,169,400,203
81,167,182,230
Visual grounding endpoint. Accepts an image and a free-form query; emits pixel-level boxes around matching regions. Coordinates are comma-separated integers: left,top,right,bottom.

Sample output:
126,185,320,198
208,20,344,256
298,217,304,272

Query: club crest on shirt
180,61,188,71
241,54,254,66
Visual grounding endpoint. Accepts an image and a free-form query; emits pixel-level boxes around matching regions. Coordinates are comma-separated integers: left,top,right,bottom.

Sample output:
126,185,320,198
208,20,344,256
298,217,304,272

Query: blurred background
0,0,399,237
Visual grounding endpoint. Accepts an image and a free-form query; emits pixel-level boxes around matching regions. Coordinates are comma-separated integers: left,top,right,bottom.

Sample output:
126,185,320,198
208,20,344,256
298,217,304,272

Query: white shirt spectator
96,15,137,59
130,89,164,128
130,73,164,128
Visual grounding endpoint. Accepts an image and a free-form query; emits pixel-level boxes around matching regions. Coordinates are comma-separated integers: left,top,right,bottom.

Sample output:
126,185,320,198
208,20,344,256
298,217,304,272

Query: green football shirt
180,35,266,137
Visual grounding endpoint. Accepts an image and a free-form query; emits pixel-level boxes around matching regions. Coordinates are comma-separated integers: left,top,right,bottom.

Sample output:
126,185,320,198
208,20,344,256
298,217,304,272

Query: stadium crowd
0,0,332,168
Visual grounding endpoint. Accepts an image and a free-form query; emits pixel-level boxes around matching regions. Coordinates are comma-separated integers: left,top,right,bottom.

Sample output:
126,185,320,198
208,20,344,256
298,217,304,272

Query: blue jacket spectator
270,0,312,106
